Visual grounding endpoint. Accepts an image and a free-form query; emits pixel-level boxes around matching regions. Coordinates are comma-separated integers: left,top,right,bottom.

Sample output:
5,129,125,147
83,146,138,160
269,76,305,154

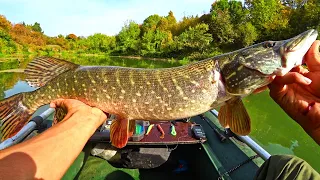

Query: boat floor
69,144,214,180
61,113,263,180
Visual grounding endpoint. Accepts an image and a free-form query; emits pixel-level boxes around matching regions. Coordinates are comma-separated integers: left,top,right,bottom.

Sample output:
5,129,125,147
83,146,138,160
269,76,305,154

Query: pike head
219,29,318,96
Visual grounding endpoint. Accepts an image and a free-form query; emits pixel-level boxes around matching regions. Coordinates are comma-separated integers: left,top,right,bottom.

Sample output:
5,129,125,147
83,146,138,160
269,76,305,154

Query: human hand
50,99,107,128
268,40,320,144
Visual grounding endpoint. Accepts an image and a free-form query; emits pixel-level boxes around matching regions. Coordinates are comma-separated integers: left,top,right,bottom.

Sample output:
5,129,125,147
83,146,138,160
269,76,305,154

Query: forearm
0,113,100,180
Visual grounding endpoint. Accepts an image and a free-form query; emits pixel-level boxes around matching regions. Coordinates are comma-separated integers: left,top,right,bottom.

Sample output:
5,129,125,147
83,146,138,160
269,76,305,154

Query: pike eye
264,41,275,48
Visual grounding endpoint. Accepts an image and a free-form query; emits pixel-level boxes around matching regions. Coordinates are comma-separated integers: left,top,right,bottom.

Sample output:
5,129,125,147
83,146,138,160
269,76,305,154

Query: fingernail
304,77,312,84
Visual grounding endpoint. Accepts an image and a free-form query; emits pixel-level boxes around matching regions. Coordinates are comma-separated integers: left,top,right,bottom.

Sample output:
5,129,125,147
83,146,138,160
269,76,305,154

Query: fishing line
165,134,190,152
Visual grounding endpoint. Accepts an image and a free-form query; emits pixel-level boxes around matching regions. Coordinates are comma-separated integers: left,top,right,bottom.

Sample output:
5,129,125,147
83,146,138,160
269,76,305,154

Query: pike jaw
275,29,318,76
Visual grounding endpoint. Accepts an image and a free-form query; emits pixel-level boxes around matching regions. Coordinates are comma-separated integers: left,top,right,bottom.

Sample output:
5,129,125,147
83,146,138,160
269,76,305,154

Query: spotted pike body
25,59,229,121
0,29,318,148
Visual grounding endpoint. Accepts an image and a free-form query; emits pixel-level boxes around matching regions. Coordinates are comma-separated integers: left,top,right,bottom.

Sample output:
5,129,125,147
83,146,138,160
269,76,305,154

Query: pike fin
110,117,129,148
25,56,79,87
0,93,32,141
129,120,136,137
218,98,251,135
218,104,229,128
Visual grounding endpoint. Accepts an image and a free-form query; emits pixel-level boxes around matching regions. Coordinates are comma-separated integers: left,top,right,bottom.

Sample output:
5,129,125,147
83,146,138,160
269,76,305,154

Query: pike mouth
288,29,318,52
301,30,318,64
276,29,318,76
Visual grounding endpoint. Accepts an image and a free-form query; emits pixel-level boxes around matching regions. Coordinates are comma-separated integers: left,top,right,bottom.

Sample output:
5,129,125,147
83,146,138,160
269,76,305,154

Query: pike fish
0,29,318,148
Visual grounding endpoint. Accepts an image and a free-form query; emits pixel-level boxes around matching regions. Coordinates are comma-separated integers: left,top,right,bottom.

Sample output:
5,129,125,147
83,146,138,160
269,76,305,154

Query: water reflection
4,81,35,98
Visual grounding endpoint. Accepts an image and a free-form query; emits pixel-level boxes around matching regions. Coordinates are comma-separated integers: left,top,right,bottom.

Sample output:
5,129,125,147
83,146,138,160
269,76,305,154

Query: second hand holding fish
269,40,320,145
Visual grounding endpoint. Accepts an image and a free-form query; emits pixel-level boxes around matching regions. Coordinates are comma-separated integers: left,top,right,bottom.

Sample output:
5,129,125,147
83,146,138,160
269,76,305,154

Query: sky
0,0,230,37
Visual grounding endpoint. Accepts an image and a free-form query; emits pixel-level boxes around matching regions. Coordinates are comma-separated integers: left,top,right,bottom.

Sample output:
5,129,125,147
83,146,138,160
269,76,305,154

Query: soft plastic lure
171,124,177,136
157,124,165,139
146,124,154,135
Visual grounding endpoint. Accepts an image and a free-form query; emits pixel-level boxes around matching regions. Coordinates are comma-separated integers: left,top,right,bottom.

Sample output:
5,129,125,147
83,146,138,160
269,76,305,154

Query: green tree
228,0,248,24
281,0,307,9
86,33,116,53
211,0,230,12
0,30,17,54
173,16,200,36
140,29,171,56
208,0,257,49
287,0,320,36
165,11,177,32
236,22,258,47
245,0,290,40
141,15,162,35
176,23,212,53
209,9,237,46
31,22,43,33
116,21,141,54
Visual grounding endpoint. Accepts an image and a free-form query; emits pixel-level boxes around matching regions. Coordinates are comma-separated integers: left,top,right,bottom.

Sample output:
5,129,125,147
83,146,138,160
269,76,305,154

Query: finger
50,98,65,107
50,99,75,122
268,72,312,100
305,40,320,72
268,80,287,101
253,86,268,94
291,65,309,75
305,72,320,96
50,99,68,110
49,102,56,108
273,72,312,86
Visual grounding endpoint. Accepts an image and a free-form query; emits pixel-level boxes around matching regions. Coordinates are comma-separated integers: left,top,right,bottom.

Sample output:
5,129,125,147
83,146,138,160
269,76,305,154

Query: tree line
0,0,319,60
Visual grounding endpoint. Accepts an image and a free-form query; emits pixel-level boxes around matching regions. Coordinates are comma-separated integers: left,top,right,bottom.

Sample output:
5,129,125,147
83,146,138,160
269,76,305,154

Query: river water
0,55,319,172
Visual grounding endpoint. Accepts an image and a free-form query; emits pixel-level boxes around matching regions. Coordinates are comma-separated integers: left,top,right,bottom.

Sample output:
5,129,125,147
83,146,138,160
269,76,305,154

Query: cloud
0,0,214,37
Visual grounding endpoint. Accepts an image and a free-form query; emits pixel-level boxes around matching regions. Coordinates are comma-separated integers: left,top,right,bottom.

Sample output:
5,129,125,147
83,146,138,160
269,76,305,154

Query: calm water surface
0,55,319,172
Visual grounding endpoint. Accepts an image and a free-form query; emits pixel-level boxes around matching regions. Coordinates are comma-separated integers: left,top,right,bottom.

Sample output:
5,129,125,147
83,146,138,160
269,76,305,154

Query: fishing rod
0,108,55,150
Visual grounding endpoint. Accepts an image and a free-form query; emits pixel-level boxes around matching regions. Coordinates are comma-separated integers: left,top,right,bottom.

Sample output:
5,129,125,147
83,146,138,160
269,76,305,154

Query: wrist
71,108,106,128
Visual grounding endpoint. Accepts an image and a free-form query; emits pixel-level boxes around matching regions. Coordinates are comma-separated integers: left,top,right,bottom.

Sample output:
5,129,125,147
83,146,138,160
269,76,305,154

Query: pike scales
26,58,227,120
0,29,317,148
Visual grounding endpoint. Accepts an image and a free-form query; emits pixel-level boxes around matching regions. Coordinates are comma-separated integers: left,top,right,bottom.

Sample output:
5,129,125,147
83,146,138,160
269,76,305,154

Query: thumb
305,40,320,72
50,99,68,110
50,99,76,122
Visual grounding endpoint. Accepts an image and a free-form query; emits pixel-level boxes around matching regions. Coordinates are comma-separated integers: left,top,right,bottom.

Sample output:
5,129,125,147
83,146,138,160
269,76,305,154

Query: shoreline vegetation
0,54,175,64
0,0,319,64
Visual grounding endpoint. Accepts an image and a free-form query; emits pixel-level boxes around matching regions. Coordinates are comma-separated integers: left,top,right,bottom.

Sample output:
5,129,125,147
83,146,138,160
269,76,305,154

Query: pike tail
0,93,33,141
0,57,80,142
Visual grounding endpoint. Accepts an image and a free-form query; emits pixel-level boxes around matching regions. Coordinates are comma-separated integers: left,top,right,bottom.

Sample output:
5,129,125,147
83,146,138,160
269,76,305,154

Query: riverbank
0,53,192,65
